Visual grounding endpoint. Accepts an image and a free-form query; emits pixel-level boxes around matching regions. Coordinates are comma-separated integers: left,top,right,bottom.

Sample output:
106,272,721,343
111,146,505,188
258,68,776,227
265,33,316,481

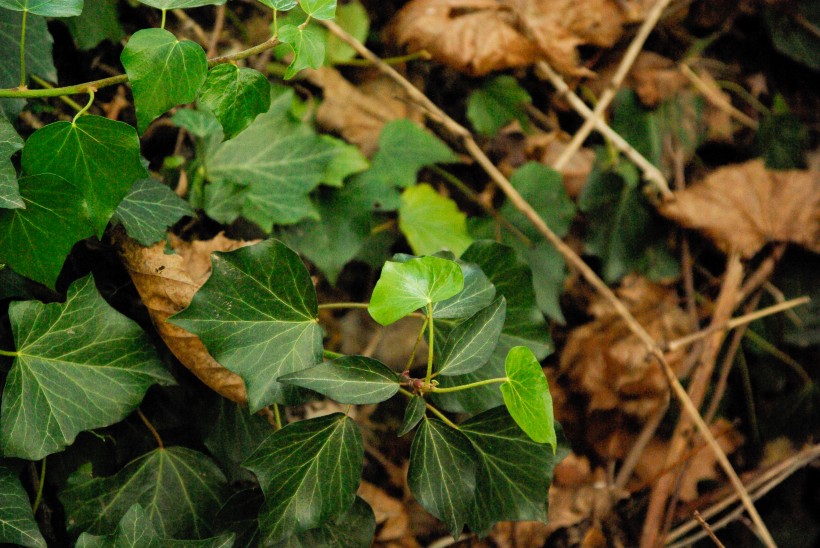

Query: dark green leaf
525,241,567,323
407,418,476,538
0,466,46,548
500,162,575,240
326,0,368,64
22,115,147,236
0,173,92,288
399,184,473,256
279,355,400,404
368,256,464,326
432,259,496,319
756,95,809,169
398,396,426,436
170,239,323,411
500,346,555,447
0,275,173,460
258,0,296,9
0,12,55,120
202,399,273,483
137,0,225,8
198,64,271,139
0,116,23,208
0,0,81,17
282,496,375,548
300,0,335,19
279,24,325,79
113,178,193,246
121,28,207,134
467,75,531,136
64,0,123,50
213,488,262,547
611,90,662,168
243,414,363,545
437,297,505,376
765,1,820,70
61,447,228,539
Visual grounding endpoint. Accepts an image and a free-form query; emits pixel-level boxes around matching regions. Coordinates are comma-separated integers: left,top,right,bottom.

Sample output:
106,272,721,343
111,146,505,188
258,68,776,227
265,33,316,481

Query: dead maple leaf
660,160,820,258
116,231,258,404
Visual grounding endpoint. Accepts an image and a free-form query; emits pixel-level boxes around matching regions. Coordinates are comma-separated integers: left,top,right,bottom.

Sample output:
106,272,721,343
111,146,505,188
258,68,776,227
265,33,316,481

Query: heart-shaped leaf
399,184,474,257
0,12,56,120
437,296,506,376
397,396,426,436
136,0,225,9
0,275,173,460
279,356,400,404
0,117,23,209
282,496,375,548
198,64,271,139
121,28,207,134
300,0,335,19
257,0,296,9
113,178,193,246
243,413,363,545
279,24,325,79
500,346,555,447
170,239,323,411
0,0,82,17
0,467,46,548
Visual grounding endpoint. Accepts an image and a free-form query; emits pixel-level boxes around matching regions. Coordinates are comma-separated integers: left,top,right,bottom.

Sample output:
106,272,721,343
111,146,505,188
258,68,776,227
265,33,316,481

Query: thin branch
680,64,758,129
137,409,164,449
208,4,226,58
320,19,775,547
694,510,726,548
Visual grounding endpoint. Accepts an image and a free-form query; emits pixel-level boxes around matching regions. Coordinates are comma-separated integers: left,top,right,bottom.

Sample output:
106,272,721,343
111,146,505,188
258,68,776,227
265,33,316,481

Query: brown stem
137,409,164,449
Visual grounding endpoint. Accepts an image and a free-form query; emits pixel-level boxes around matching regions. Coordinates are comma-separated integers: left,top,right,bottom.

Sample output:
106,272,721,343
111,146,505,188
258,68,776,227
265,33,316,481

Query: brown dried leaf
660,160,820,258
358,481,419,547
627,52,689,107
116,231,259,404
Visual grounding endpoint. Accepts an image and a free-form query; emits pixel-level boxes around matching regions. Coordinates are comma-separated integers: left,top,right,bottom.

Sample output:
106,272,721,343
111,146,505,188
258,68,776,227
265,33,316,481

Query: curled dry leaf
116,231,258,404
660,160,820,258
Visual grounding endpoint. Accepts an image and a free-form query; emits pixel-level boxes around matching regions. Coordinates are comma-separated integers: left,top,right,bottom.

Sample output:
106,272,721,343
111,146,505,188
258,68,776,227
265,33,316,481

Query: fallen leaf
524,132,596,198
357,481,418,546
116,230,258,404
627,52,689,107
660,160,820,258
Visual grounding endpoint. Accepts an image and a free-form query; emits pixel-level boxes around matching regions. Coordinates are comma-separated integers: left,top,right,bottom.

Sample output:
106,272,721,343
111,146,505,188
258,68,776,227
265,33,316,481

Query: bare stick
321,19,776,548
679,64,758,129
208,5,226,58
694,510,726,548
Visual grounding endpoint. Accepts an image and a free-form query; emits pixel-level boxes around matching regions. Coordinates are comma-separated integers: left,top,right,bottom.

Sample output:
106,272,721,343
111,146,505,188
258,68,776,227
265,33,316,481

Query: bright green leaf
0,116,23,208
467,75,531,136
500,346,555,447
0,467,46,548
279,355,400,404
326,0,368,64
407,418,476,538
282,496,375,548
22,115,147,236
399,184,474,256
198,64,271,139
501,162,575,240
368,256,464,326
121,28,208,134
64,0,124,50
170,239,323,411
431,259,495,319
258,0,296,9
113,178,193,246
243,413,363,545
319,136,369,187
398,396,426,436
0,0,81,17
0,174,92,288
279,24,325,79
75,504,235,548
437,297,505,376
61,447,228,539
0,275,173,459
300,0,335,19
202,398,274,483
0,12,56,120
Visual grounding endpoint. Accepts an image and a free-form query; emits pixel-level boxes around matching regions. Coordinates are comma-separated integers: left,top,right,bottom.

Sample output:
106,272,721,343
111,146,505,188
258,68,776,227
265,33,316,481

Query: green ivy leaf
137,0,225,8
399,184,474,256
461,406,555,537
113,178,193,246
279,356,400,404
467,75,531,136
0,174,92,288
432,259,495,319
0,0,82,17
756,95,809,169
398,396,426,436
61,447,229,538
0,467,46,548
407,418,476,538
300,0,335,19
243,414,363,545
500,346,555,447
611,90,663,168
202,398,274,483
0,275,173,459
121,28,208,134
326,0,368,64
198,64,271,139
64,0,124,50
170,239,323,412
319,136,369,187
0,12,56,119
282,496,375,548
0,116,23,209
257,0,296,9
22,115,147,236
765,0,820,70
437,296,505,376
278,24,325,80
501,162,575,240
368,256,464,326
75,504,235,548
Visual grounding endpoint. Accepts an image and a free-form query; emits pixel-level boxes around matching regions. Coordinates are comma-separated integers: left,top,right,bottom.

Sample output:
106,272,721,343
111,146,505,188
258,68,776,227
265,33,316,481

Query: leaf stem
72,91,95,123
272,9,278,37
429,377,507,393
336,50,431,67
424,302,434,384
318,302,370,310
19,10,28,88
398,388,458,429
323,349,343,360
405,315,429,372
161,9,167,30
272,403,282,430
0,349,18,357
137,409,164,449
32,457,46,514
29,74,84,111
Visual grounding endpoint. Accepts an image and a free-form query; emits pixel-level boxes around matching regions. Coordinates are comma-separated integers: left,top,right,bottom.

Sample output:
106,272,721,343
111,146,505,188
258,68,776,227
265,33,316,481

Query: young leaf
500,346,555,448
431,259,495,319
278,24,325,80
0,11,56,120
300,0,336,19
326,0,368,64
21,115,147,237
113,178,193,246
279,355,400,404
169,239,323,412
75,504,235,548
437,297,506,376
407,418,476,538
120,28,208,134
0,467,46,548
368,256,464,326
0,0,82,17
500,162,576,240
243,414,363,545
259,0,296,9
399,184,474,256
0,174,93,288
282,497,375,548
198,64,271,139
0,275,173,460
398,396,426,436
0,117,23,209
60,447,229,539
467,75,532,136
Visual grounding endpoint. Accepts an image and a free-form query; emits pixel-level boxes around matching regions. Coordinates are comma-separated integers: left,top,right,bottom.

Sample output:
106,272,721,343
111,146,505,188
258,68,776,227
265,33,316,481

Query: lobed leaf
113,178,193,246
300,0,336,19
0,0,82,17
500,162,576,240
64,0,124,50
467,75,531,136
198,64,271,139
279,24,325,80
0,467,46,548
437,296,506,376
279,355,400,404
202,398,274,483
500,346,556,448
281,497,375,548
